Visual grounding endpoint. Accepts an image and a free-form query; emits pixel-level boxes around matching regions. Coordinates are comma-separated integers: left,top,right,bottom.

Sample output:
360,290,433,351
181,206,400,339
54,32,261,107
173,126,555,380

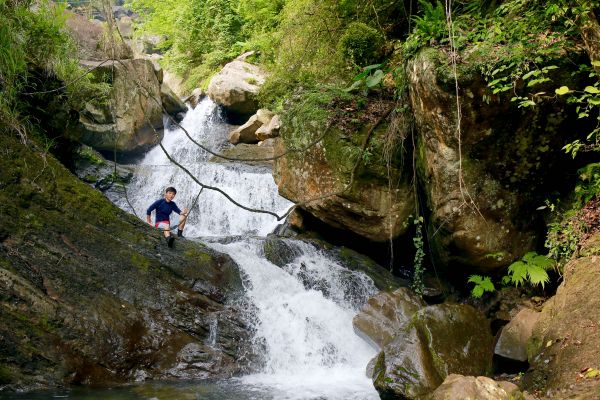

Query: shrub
337,22,384,67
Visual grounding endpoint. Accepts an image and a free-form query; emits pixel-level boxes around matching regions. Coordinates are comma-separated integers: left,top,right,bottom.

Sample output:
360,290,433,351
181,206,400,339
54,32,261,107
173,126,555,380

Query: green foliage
337,22,384,67
345,63,386,95
546,214,582,267
410,216,426,296
129,0,246,89
545,169,600,268
403,0,447,58
468,275,496,298
0,0,101,137
503,252,554,289
558,61,600,158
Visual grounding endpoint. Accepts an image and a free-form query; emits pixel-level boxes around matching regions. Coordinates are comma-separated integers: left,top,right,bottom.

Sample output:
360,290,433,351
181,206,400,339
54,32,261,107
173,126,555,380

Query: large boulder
207,56,266,121
353,288,426,349
524,233,600,398
229,109,278,144
0,133,252,391
160,82,187,120
273,100,415,242
408,48,586,271
75,59,164,154
373,303,494,399
64,11,133,60
495,308,540,362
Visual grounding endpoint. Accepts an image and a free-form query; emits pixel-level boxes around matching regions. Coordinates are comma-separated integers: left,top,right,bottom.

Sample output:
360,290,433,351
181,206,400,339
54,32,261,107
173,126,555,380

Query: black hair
165,186,177,194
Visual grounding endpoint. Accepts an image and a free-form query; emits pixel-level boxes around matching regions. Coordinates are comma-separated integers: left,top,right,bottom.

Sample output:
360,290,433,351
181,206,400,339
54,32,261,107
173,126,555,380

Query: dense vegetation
0,0,104,143
2,0,600,293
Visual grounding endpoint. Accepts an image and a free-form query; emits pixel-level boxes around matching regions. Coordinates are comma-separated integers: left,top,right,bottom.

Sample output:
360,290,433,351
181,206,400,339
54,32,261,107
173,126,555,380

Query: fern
468,275,496,298
505,252,554,289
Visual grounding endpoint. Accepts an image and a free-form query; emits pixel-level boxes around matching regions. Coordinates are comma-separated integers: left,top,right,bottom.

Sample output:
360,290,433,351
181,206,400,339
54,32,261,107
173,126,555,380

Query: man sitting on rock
146,186,188,247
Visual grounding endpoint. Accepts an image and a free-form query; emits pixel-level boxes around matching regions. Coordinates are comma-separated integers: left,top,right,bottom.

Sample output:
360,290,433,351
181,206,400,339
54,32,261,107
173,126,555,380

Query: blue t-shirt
146,198,181,222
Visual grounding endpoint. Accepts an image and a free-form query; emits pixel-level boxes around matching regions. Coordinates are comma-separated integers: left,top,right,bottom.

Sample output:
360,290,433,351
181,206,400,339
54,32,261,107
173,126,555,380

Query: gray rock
161,82,187,119
495,308,540,362
353,288,426,349
374,303,494,399
228,114,263,144
76,59,164,154
429,374,521,400
207,59,266,118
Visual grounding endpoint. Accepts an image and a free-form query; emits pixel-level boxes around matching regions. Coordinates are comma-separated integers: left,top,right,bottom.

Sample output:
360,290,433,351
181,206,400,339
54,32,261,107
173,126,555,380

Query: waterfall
112,98,292,237
210,238,379,400
115,99,380,399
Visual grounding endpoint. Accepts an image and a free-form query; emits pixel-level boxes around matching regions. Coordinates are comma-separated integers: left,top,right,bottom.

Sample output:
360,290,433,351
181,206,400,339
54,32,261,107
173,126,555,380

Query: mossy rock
0,132,250,391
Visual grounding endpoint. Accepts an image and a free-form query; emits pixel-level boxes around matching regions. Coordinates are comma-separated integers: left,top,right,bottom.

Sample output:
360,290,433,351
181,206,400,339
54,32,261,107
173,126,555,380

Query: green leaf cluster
503,252,554,289
468,275,496,298
345,64,385,95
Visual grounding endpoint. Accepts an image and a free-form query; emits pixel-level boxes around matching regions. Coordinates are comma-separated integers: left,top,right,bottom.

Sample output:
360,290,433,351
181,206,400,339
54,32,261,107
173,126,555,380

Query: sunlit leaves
506,252,554,289
468,275,496,298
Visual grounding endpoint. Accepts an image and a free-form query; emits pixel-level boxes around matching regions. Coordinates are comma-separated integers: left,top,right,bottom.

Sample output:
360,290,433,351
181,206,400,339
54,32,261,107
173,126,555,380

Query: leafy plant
337,22,384,67
502,252,555,289
410,216,426,296
468,275,496,298
557,61,600,158
345,63,386,95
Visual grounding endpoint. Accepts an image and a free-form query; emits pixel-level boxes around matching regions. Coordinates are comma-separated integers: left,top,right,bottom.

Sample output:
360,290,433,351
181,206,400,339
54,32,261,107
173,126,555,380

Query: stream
4,100,381,400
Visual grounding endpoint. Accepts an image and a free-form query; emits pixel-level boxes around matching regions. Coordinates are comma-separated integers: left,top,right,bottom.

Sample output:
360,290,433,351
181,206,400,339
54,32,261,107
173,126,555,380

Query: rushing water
110,99,291,237
3,100,381,399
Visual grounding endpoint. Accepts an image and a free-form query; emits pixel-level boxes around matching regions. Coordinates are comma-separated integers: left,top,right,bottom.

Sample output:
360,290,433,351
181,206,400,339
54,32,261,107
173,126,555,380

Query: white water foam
113,98,291,236
114,98,380,399
210,239,380,400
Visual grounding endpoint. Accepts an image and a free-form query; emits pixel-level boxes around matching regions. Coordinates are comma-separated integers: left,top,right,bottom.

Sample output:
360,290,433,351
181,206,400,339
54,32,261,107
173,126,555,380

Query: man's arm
146,199,160,225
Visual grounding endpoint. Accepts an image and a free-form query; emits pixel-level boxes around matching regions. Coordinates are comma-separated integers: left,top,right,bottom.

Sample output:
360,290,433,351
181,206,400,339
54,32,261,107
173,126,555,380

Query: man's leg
177,210,188,237
157,221,174,247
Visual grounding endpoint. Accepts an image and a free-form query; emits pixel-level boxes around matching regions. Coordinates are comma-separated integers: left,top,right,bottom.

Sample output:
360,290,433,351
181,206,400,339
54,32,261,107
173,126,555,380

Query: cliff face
0,133,252,391
272,46,589,272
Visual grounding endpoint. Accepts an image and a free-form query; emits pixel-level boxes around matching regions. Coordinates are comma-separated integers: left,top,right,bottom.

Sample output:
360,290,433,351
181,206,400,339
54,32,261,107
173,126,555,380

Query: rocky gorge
2,1,600,399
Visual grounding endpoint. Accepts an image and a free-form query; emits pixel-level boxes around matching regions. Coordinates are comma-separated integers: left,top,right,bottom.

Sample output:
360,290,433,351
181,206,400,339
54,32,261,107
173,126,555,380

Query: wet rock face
524,233,600,398
262,236,405,293
373,303,494,399
408,48,584,271
495,308,540,362
353,288,426,348
0,133,252,391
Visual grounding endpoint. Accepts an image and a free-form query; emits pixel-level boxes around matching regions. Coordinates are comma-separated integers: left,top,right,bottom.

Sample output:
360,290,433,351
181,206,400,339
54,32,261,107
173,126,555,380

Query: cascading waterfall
115,99,380,399
210,239,380,400
113,98,291,237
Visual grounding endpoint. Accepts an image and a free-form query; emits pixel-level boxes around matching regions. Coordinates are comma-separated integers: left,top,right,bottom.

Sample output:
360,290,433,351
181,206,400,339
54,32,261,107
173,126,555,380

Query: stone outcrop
495,308,540,362
273,101,415,242
0,133,252,391
429,374,521,400
353,288,426,348
228,109,279,144
64,12,186,155
183,88,206,109
160,82,187,120
207,54,266,121
210,140,277,168
64,11,133,61
524,233,600,398
408,48,585,271
75,59,164,154
261,237,405,297
372,303,494,399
